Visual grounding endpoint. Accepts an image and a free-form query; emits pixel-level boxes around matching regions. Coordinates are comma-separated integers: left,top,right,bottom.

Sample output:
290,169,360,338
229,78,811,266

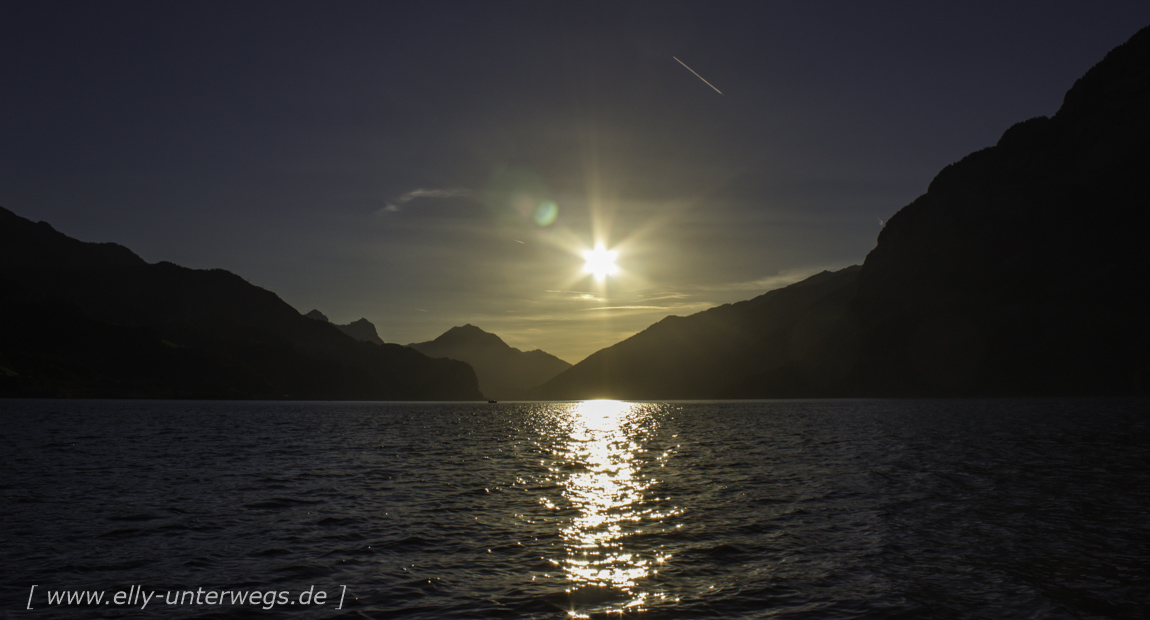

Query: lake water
2,399,1149,619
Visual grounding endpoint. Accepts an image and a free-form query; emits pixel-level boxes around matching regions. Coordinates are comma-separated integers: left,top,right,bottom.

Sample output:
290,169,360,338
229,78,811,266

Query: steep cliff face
0,207,482,400
851,25,1150,395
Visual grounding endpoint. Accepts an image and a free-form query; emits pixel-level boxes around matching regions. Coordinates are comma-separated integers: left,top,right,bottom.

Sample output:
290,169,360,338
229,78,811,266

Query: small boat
488,399,498,403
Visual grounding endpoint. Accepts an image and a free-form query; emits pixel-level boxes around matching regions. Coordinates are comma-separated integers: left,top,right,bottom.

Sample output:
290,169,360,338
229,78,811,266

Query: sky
3,2,1149,363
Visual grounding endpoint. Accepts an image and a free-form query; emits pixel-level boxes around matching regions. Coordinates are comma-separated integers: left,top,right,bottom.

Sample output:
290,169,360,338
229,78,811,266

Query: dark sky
3,2,1148,362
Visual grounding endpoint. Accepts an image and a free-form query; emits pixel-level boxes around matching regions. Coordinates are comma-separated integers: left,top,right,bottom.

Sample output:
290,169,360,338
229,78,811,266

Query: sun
582,244,619,280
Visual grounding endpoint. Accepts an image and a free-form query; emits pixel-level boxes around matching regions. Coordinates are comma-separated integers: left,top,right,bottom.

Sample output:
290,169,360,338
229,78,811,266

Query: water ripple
2,398,1148,618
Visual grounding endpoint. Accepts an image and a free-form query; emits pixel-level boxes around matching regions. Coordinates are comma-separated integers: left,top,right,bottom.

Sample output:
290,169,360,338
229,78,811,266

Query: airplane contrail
673,56,723,95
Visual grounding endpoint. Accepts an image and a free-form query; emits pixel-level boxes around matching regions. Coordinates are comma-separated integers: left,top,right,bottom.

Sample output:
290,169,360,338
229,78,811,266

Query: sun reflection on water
546,400,679,616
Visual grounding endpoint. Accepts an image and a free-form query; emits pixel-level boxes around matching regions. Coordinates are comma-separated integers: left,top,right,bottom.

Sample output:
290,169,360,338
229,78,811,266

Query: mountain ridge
304,310,386,345
0,206,482,400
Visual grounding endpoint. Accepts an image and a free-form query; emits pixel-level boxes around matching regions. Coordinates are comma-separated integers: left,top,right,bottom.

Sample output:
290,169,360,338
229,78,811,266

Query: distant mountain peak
434,324,508,348
340,318,384,345
444,323,488,336
305,310,384,345
410,325,571,400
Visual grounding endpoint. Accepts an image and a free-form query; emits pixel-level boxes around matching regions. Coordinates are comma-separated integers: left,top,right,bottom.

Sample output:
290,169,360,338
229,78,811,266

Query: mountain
535,24,1150,399
0,207,482,400
304,310,385,345
304,309,331,322
843,24,1150,396
339,318,385,345
532,267,860,399
409,324,571,400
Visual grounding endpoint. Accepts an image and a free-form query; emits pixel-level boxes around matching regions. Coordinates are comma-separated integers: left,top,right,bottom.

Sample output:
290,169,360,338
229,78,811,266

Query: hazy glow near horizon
582,244,619,280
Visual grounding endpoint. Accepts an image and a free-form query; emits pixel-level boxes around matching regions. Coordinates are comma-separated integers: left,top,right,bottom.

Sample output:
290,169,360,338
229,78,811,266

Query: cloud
580,305,670,311
579,300,714,314
638,292,690,302
379,188,475,214
545,290,606,302
399,188,474,202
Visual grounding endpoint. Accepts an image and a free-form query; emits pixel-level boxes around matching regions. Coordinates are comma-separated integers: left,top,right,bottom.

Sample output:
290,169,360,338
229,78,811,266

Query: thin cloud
581,301,712,313
639,292,690,302
379,188,474,214
581,305,670,311
546,290,606,302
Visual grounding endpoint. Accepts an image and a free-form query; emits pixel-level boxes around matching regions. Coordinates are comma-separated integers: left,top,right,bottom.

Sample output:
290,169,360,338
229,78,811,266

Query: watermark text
26,584,347,611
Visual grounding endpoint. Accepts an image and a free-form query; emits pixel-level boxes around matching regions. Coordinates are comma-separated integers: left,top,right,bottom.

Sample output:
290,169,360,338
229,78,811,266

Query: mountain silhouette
304,309,331,322
0,207,482,399
532,267,859,399
409,324,571,400
535,24,1150,399
844,24,1150,396
339,318,385,345
304,310,386,345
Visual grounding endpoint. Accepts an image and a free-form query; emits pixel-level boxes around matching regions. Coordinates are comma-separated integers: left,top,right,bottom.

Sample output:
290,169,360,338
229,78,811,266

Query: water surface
3,399,1148,618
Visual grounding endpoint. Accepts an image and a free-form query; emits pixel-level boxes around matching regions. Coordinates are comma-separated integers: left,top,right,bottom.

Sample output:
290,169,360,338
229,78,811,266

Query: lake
3,399,1148,618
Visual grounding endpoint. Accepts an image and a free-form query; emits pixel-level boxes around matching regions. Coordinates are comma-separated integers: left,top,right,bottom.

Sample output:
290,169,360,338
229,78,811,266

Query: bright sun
582,244,619,280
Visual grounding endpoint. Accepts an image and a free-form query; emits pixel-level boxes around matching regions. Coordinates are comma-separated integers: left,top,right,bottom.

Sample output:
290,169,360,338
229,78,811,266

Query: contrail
673,56,723,95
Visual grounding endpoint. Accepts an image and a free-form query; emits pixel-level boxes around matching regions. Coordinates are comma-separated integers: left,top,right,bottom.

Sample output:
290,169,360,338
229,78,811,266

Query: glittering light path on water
546,401,681,617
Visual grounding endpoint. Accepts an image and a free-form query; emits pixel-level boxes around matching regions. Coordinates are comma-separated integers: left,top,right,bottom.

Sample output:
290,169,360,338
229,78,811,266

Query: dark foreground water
2,399,1149,619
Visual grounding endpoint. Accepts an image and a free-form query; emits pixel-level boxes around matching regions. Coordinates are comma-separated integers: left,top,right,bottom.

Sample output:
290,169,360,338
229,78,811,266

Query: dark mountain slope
0,207,481,399
848,24,1150,395
410,324,571,400
533,266,860,399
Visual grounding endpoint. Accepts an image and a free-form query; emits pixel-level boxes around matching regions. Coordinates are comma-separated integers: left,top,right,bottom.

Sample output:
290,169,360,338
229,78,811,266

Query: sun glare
582,244,619,280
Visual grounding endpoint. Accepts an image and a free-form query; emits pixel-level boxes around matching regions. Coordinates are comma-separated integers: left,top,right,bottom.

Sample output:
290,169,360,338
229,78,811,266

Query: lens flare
534,201,559,227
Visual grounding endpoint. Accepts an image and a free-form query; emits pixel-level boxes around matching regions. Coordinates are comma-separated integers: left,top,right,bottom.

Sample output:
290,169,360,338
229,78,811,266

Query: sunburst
582,244,619,280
